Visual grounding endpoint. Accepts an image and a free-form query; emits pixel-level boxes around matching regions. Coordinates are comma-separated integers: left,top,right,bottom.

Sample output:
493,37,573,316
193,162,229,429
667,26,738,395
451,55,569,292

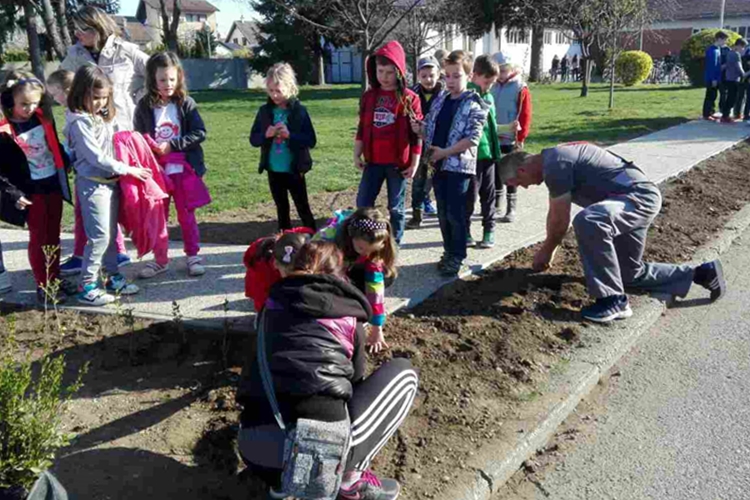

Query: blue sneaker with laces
60,256,83,276
580,295,632,323
117,253,132,269
105,273,139,296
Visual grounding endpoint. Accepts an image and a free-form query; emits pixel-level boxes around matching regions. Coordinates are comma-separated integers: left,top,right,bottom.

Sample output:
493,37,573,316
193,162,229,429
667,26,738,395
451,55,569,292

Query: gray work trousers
573,184,695,299
77,176,120,285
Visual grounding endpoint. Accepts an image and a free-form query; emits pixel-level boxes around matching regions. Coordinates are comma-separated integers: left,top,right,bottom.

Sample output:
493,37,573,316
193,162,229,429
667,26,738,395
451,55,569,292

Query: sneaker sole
582,306,633,323
138,266,169,280
77,297,116,307
60,268,82,277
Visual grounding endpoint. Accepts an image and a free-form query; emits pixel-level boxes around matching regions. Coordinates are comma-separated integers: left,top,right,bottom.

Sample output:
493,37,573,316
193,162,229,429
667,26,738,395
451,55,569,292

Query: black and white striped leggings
347,357,419,470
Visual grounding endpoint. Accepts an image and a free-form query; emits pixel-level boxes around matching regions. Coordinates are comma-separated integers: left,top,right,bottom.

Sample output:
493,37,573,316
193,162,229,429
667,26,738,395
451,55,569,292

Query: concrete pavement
0,119,748,326
498,222,750,500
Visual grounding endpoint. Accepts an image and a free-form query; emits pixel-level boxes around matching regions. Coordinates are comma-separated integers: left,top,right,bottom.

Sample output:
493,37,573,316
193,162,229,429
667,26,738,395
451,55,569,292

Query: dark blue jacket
705,45,722,84
133,96,208,177
249,98,316,174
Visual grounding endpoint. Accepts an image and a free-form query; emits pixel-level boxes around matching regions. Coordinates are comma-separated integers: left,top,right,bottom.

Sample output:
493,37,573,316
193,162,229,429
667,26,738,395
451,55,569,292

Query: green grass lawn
53,82,705,216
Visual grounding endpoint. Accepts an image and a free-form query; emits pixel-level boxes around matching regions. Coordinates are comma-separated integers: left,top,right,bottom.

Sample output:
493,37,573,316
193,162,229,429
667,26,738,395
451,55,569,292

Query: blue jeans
356,163,407,244
411,162,433,210
433,170,472,261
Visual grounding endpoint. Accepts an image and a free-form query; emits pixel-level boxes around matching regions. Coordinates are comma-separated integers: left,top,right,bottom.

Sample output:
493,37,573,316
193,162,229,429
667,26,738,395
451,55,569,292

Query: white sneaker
187,256,205,276
0,270,11,294
78,282,116,306
138,262,169,279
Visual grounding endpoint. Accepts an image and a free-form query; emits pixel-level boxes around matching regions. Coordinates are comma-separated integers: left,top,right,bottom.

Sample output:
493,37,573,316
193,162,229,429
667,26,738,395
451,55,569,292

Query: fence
1,58,262,90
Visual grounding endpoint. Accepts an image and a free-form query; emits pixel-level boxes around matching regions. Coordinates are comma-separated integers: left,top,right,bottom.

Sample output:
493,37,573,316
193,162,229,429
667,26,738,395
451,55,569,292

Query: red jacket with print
356,40,423,171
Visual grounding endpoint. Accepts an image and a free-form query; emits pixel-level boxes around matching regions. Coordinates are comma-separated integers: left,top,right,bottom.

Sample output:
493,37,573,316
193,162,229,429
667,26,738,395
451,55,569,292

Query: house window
233,38,238,44
443,26,454,51
544,31,552,45
199,14,206,22
555,31,568,44
242,37,247,46
507,29,529,45
692,28,701,34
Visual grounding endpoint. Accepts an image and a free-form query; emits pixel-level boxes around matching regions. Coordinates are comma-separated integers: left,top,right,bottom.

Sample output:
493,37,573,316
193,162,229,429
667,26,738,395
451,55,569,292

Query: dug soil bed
4,141,750,499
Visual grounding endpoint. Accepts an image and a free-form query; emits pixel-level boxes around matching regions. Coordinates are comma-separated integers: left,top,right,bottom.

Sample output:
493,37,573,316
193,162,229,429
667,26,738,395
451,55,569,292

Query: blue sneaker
694,259,726,301
60,256,83,276
423,199,437,216
117,253,132,269
581,295,632,323
105,273,139,296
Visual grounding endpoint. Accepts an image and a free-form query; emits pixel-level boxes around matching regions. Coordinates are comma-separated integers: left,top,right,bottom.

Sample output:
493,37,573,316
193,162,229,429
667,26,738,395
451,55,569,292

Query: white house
327,25,580,84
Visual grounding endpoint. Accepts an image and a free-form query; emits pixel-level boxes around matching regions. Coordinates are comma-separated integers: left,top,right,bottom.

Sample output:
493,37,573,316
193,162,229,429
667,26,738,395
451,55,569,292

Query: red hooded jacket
356,41,422,171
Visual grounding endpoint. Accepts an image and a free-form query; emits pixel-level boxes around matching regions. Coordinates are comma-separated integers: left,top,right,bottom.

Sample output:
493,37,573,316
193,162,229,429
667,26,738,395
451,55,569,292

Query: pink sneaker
338,470,401,500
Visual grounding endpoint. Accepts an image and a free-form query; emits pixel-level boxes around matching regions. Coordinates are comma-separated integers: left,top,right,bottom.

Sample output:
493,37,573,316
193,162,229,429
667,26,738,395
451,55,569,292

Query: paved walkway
0,120,748,327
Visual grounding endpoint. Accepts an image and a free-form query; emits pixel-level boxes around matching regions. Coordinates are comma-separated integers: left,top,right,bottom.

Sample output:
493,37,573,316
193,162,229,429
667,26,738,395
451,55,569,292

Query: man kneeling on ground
498,142,727,323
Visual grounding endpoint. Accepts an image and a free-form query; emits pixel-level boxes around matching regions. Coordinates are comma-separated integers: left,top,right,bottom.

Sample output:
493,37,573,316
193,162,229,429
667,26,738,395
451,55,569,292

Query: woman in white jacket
61,5,149,132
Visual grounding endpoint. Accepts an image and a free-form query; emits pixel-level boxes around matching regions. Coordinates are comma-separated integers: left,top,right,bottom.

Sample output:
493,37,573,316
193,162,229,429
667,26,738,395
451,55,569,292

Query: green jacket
468,82,501,162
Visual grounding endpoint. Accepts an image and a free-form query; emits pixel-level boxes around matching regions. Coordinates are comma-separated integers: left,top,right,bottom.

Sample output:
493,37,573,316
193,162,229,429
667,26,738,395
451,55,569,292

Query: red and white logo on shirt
155,122,179,143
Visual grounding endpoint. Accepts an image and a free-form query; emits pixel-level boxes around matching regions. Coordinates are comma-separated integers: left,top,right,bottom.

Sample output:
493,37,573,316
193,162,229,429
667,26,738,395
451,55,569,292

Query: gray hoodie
65,113,129,179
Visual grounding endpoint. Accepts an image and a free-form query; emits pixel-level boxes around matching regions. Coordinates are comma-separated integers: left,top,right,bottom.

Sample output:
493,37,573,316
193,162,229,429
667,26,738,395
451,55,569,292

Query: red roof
655,0,750,21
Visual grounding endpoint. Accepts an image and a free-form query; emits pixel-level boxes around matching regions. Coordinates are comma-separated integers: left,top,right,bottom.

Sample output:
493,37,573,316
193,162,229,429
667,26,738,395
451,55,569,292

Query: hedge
616,50,653,86
680,29,741,87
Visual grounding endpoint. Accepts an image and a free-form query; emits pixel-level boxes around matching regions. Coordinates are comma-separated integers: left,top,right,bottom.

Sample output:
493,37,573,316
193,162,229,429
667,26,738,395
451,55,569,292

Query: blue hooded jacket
705,44,722,84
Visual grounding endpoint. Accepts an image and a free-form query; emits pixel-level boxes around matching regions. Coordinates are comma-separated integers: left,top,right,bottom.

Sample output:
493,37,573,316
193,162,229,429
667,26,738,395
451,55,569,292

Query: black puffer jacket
236,274,372,427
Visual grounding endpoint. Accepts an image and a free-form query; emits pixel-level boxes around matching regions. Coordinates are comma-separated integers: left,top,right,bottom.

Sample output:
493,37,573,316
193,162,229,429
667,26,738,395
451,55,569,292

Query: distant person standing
721,38,748,123
561,55,570,82
551,55,560,82
434,48,448,80
703,31,729,121
571,54,580,81
735,43,750,121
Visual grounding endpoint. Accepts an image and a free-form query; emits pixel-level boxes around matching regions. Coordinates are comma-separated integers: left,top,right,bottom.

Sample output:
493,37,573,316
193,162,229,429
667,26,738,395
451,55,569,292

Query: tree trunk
23,0,45,80
160,0,180,52
360,31,369,93
529,23,544,83
608,59,615,108
170,0,181,53
580,57,590,97
39,0,66,58
53,0,72,48
312,45,325,85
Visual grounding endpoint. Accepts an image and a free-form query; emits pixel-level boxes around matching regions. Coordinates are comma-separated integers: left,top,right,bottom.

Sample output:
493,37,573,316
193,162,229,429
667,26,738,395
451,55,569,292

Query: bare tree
159,0,181,52
21,0,45,80
53,0,72,48
273,0,424,91
394,0,450,82
35,0,68,58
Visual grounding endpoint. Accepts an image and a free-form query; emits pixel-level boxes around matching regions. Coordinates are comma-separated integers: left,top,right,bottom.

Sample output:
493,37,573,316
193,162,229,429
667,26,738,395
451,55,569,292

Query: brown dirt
4,142,750,499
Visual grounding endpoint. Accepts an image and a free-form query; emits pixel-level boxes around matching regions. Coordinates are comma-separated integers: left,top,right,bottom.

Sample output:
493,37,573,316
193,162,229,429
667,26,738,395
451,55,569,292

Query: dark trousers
734,81,748,118
703,84,719,119
410,161,433,210
466,159,496,232
499,144,518,195
239,358,419,487
722,81,740,118
433,170,471,261
267,171,316,231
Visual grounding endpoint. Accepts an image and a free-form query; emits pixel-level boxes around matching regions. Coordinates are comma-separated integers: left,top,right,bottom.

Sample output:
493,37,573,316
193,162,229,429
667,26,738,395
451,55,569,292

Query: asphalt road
500,229,750,500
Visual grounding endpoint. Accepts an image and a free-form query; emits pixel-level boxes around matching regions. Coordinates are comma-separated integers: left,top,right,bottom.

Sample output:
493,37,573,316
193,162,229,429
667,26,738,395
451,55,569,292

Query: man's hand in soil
367,325,389,354
533,244,558,272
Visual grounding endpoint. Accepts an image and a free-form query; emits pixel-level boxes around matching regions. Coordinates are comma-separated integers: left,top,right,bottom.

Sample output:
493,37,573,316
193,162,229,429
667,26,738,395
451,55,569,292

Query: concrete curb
434,204,750,500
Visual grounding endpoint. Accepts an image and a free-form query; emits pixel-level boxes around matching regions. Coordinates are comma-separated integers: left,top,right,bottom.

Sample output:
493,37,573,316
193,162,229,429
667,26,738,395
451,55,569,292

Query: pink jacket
114,131,169,258
143,135,211,211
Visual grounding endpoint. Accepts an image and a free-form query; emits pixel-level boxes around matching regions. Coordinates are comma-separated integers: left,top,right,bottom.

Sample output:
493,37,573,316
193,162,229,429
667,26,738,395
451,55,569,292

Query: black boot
406,208,423,229
500,193,517,223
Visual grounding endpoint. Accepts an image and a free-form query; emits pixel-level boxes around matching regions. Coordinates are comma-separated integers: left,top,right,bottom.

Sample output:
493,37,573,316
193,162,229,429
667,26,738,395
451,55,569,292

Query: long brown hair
68,64,116,122
292,241,345,277
72,5,120,52
337,207,397,279
0,70,47,121
145,52,188,108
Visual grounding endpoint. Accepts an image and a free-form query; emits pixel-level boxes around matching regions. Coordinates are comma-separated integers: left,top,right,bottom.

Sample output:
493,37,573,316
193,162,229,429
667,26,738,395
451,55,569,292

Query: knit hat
492,52,513,67
417,56,440,71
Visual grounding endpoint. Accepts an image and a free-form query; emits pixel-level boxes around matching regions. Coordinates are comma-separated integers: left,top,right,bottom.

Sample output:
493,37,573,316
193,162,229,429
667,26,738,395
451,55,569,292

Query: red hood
367,40,407,89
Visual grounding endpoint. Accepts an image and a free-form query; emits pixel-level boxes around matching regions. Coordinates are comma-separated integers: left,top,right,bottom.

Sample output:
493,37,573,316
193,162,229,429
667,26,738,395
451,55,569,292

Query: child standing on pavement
416,50,489,277
0,72,76,302
703,31,729,121
250,62,317,232
66,65,149,306
466,55,502,249
491,52,532,223
51,70,133,278
406,56,445,230
134,51,210,278
721,38,748,123
354,40,423,245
